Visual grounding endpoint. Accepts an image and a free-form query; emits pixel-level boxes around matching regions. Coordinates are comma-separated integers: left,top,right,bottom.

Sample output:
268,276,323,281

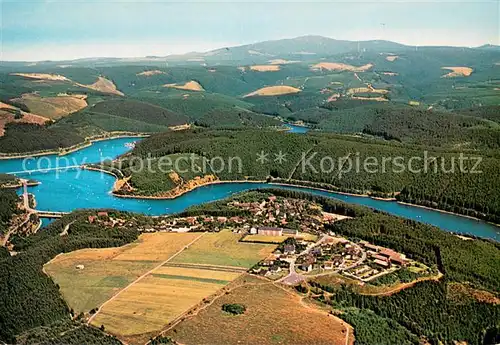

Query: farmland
45,229,276,343
44,232,200,314
171,229,276,268
91,270,239,343
164,274,353,345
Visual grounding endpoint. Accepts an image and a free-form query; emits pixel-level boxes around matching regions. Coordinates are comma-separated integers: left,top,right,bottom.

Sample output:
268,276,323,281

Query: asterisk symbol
274,151,287,164
256,150,269,164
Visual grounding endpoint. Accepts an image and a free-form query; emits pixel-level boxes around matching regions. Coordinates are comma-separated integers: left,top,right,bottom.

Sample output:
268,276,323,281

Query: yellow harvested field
268,59,299,65
111,232,200,262
165,275,353,345
136,70,165,77
43,232,200,313
164,80,204,91
91,274,229,338
249,65,281,72
311,62,373,72
171,230,276,268
11,93,88,119
10,73,71,82
386,55,399,62
244,85,301,97
76,76,124,96
441,67,474,78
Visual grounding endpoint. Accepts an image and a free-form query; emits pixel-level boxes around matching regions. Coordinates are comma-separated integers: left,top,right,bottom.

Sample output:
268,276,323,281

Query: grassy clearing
170,230,276,268
165,275,351,345
44,233,200,313
11,94,88,119
244,85,301,97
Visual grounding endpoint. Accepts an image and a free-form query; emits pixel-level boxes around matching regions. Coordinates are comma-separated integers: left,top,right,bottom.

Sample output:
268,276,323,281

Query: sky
1,0,499,61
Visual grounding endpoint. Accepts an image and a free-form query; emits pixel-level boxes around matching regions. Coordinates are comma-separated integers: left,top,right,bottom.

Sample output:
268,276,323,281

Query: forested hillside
129,129,500,223
0,211,139,343
0,188,19,234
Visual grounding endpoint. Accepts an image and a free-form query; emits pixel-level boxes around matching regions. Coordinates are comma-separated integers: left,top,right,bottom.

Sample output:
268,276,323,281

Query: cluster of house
252,238,309,277
87,212,135,228
359,241,408,267
296,237,362,272
229,196,329,232
342,242,409,281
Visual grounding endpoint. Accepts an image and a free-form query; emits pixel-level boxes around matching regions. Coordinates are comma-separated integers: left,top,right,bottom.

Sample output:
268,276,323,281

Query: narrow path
360,271,443,297
287,146,316,180
60,221,75,236
88,232,207,324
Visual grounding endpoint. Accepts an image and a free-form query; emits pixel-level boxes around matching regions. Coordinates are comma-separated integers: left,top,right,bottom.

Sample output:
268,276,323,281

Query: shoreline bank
0,133,148,160
78,168,499,229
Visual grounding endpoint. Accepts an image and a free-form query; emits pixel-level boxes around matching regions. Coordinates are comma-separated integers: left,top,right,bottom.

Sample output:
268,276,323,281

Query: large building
257,227,299,237
257,227,283,236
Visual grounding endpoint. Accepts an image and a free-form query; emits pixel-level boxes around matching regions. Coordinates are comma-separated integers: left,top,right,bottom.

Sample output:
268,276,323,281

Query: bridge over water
35,211,69,218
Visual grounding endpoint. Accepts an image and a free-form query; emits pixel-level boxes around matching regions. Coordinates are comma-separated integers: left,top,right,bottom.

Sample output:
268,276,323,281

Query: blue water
288,124,309,133
40,218,56,228
1,137,499,241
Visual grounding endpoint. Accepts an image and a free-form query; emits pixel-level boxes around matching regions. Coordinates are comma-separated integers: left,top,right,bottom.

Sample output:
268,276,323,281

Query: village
84,195,417,285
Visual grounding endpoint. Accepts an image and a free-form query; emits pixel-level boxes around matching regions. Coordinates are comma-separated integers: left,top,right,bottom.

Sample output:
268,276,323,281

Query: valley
0,34,499,345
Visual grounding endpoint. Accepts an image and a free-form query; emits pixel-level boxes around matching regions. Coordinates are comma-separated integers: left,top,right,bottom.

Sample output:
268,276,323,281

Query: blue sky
1,0,499,61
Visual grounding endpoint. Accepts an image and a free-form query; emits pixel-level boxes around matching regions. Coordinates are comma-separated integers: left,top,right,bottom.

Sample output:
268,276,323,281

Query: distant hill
198,35,409,62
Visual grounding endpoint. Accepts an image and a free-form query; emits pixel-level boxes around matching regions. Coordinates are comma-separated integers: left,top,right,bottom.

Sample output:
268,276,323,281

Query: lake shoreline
79,167,499,230
0,133,148,160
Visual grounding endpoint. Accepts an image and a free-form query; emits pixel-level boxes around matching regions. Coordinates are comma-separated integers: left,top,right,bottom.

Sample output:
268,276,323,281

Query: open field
170,230,276,268
244,85,301,97
136,70,165,76
44,232,200,313
0,102,50,136
164,80,204,91
76,76,124,96
311,62,373,72
91,269,241,341
11,93,88,119
268,59,299,65
165,275,353,345
10,73,71,82
441,66,474,78
249,65,281,72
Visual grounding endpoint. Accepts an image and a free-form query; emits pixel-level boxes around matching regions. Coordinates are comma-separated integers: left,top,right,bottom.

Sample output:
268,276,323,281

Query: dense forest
328,281,499,345
129,129,500,223
16,320,122,345
0,123,83,154
0,211,139,343
0,188,20,234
